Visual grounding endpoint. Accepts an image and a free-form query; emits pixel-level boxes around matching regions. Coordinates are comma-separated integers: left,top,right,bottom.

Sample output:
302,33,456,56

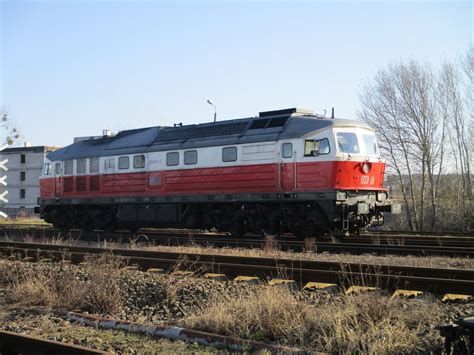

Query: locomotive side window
77,158,87,175
104,158,114,170
43,163,51,176
167,152,179,166
362,134,378,155
118,156,130,170
304,140,315,156
282,143,292,158
336,132,360,154
64,160,74,175
134,155,145,169
222,147,237,162
55,163,61,175
184,150,198,165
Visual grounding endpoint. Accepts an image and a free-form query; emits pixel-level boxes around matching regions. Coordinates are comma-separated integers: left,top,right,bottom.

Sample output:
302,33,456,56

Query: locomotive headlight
336,191,347,201
361,162,371,174
377,191,388,202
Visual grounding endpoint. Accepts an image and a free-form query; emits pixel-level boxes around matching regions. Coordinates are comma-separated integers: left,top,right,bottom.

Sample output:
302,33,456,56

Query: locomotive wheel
82,214,95,232
231,215,248,237
54,212,73,233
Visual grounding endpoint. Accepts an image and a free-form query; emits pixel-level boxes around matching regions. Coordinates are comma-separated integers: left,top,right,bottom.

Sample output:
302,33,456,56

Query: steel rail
0,330,107,354
0,241,473,295
2,227,474,256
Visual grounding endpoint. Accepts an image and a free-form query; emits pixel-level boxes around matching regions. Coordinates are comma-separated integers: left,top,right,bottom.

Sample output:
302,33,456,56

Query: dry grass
0,254,124,314
1,261,84,309
184,286,443,352
0,217,49,225
82,254,125,314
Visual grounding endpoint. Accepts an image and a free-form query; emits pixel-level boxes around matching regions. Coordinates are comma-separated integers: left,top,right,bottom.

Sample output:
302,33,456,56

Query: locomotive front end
329,126,401,233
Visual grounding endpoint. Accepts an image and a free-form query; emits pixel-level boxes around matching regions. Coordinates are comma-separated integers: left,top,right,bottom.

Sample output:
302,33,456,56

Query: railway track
0,330,107,354
1,225,474,257
0,241,473,295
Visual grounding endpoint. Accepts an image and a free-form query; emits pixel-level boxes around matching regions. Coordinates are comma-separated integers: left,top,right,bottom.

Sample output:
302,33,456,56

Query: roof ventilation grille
258,108,314,118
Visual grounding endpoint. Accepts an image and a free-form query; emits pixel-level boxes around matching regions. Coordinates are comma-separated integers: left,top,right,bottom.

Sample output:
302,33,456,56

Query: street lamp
207,99,217,123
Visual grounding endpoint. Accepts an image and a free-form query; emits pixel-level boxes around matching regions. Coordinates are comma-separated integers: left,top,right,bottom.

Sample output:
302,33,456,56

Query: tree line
358,50,473,232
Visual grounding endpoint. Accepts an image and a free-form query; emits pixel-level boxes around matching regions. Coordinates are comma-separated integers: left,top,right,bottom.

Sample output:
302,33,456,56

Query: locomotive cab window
304,138,330,156
282,143,292,158
134,155,145,169
166,152,179,166
336,132,360,154
184,150,198,165
362,134,378,155
222,147,237,162
118,156,130,170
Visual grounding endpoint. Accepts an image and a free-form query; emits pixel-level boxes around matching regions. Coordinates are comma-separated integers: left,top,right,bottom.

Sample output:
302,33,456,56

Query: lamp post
207,99,217,123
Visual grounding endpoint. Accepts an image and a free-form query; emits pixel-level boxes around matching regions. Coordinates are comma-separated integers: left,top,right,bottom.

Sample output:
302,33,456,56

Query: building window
166,152,179,166
282,143,292,158
20,189,25,199
184,150,198,165
134,155,145,169
222,147,237,162
20,171,26,181
118,156,130,170
20,154,26,164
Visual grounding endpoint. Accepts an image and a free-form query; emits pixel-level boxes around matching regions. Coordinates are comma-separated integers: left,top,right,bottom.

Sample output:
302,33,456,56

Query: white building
0,145,58,217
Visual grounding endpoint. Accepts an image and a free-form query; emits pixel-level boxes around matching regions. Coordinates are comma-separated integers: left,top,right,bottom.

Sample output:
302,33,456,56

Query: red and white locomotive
39,108,400,237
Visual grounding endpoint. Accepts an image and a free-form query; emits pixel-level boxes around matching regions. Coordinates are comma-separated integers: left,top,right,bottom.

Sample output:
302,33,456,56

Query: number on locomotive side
361,176,369,184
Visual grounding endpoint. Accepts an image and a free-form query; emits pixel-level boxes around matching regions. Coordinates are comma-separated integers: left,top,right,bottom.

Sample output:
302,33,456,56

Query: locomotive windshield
336,132,360,154
362,134,378,155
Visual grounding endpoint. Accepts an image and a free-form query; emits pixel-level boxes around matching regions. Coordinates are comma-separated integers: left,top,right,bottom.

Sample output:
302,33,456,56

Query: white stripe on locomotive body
40,125,384,178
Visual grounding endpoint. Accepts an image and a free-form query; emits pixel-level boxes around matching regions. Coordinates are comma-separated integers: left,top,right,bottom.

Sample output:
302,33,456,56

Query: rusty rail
1,226,474,256
0,330,107,354
0,241,473,295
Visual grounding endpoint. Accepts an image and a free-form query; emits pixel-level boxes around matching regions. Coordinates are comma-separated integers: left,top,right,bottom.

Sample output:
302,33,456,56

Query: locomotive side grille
76,176,87,191
64,177,73,192
90,157,100,173
90,175,100,191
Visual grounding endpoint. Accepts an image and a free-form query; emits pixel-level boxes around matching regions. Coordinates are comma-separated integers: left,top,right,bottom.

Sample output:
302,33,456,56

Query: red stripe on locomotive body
39,160,386,199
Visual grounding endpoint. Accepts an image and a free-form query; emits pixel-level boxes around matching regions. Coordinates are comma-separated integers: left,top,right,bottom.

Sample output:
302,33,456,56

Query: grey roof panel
46,114,368,161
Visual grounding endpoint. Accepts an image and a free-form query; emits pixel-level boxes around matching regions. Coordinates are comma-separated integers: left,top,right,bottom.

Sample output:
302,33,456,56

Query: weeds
184,286,443,352
263,235,278,253
0,253,125,314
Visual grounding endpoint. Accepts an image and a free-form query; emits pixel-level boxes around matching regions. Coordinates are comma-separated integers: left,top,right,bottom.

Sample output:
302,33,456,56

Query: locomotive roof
47,114,371,161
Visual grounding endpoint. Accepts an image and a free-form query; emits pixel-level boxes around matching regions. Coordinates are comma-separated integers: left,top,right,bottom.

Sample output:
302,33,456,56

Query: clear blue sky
1,0,472,147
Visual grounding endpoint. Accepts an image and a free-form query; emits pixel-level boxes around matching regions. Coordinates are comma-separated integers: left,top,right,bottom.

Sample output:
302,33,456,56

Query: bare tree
358,56,473,232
